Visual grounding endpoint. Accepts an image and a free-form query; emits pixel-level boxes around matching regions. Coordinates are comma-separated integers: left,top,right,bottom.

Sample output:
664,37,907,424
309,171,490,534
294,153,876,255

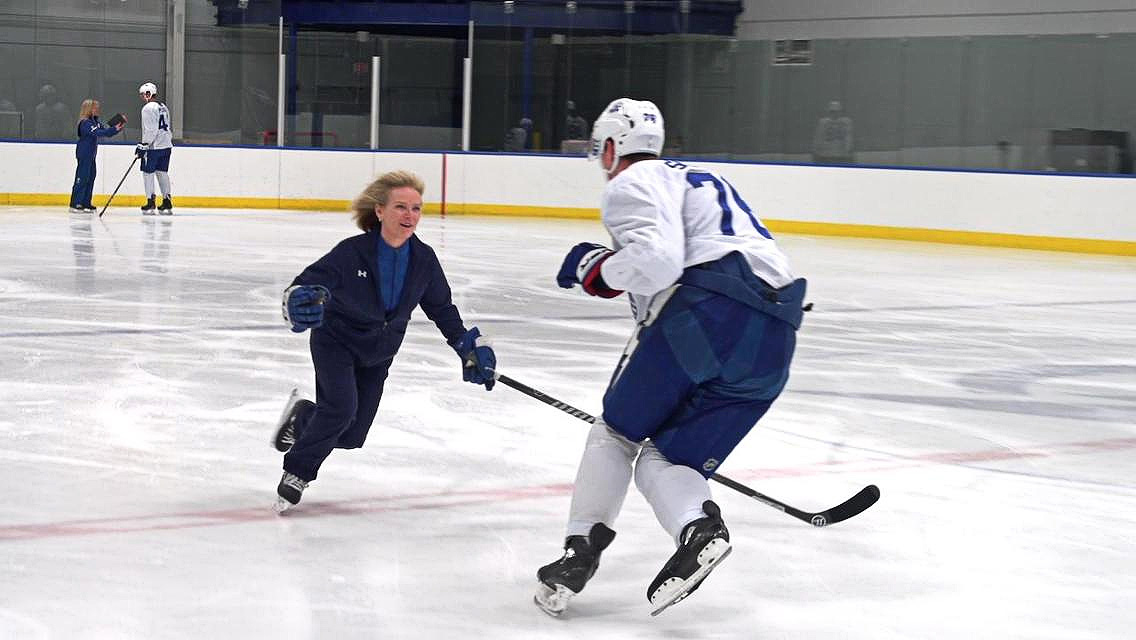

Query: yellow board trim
3,193,1133,256
2,193,355,211
442,202,600,219
763,219,1136,256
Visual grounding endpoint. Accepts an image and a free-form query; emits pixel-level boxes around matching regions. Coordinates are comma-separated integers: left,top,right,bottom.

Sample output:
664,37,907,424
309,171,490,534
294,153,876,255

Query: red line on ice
2,437,1133,541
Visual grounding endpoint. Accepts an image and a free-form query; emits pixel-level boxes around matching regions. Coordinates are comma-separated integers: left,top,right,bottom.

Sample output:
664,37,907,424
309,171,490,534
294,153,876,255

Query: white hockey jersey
140,101,173,149
598,159,794,323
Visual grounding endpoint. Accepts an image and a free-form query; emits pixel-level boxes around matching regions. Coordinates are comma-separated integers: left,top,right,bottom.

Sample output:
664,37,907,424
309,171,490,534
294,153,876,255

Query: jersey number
686,172,772,239
158,113,169,132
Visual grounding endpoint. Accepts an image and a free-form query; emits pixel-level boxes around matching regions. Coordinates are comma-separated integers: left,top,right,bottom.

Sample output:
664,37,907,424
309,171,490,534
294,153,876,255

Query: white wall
2,141,1134,246
739,1,1136,39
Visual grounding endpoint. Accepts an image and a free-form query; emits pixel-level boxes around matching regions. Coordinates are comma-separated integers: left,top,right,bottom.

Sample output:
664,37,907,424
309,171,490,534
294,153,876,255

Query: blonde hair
77,99,98,123
351,170,426,232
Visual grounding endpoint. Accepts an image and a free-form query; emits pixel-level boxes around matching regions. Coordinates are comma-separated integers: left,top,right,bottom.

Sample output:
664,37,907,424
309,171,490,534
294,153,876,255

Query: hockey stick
494,373,880,527
98,155,140,218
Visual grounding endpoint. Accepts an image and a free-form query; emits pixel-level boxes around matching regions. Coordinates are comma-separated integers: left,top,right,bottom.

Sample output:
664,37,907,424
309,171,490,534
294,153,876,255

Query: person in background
34,83,70,140
136,81,174,214
812,99,854,165
505,117,532,152
565,100,589,141
535,98,805,617
270,170,497,512
69,99,123,213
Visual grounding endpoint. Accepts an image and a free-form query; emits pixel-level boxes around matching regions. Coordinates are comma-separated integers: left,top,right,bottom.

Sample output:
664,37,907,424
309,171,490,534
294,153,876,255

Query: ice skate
272,388,314,452
274,471,308,513
647,500,732,616
158,196,173,215
534,522,616,617
141,195,156,215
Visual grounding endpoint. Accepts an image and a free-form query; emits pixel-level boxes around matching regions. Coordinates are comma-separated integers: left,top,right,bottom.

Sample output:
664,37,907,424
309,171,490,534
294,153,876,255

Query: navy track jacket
290,228,467,365
75,116,119,160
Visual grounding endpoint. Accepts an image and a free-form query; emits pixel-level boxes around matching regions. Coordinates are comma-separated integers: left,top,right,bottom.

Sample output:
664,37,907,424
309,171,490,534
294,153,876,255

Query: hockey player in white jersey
535,98,807,616
137,82,174,214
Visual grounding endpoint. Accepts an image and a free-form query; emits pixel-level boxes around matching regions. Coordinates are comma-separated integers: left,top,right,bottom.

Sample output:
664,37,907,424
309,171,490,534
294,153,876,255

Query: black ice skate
534,522,616,617
272,388,315,452
158,196,173,215
647,500,732,616
273,471,308,513
141,195,156,215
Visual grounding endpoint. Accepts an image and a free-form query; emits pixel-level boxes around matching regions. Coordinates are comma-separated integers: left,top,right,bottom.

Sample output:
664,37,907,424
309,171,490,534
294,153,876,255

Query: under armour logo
358,270,367,278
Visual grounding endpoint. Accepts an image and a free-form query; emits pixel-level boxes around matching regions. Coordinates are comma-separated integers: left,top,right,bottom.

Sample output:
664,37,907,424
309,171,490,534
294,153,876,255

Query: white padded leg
634,443,712,543
565,419,640,538
156,171,170,197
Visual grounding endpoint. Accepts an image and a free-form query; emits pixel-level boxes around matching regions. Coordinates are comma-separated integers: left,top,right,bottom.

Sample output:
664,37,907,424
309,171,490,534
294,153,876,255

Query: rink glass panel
0,2,1134,173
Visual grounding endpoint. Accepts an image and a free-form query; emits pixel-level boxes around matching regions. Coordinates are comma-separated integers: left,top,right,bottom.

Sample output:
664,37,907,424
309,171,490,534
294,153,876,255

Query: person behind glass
69,99,123,214
35,83,70,140
270,170,497,513
504,117,532,151
812,99,854,165
565,100,589,142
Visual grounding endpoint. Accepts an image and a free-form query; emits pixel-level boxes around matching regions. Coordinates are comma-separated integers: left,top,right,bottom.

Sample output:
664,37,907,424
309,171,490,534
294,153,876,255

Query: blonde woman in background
69,99,123,213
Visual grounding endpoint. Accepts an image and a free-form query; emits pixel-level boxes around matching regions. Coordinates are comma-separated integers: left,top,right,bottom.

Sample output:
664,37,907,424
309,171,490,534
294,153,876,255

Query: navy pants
602,283,797,477
283,331,391,482
140,147,171,173
70,157,96,207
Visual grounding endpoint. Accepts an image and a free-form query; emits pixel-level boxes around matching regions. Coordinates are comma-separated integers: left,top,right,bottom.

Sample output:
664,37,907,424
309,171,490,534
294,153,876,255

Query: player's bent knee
586,418,640,458
335,438,365,450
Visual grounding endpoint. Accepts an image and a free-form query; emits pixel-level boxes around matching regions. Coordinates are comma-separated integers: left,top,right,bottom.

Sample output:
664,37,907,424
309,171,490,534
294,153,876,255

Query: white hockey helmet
138,82,158,97
588,98,665,168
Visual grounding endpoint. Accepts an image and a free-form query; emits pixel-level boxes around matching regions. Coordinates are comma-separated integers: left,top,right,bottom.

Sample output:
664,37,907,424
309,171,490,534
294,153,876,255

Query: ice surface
1,206,1133,639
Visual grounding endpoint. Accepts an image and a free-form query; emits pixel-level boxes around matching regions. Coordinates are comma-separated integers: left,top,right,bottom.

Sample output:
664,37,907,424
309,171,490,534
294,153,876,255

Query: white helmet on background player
138,82,158,98
588,98,665,174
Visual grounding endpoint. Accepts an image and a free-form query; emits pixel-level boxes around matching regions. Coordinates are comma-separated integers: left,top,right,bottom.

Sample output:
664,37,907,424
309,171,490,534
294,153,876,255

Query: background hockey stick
495,373,879,527
98,155,140,218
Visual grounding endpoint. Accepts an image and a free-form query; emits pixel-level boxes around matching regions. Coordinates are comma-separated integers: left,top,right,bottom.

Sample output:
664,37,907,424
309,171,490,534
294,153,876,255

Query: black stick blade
804,484,880,527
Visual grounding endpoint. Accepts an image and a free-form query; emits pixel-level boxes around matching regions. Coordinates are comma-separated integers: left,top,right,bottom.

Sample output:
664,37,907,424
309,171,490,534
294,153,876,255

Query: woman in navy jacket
69,99,123,212
271,170,497,511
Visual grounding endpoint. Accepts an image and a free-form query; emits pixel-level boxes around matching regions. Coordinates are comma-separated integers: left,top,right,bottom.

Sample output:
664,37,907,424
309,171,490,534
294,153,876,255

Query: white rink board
715,162,1136,241
2,141,1135,242
447,152,605,210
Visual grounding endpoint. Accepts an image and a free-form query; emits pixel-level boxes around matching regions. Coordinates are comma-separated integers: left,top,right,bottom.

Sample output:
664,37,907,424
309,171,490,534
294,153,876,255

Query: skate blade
649,540,732,617
272,496,294,514
533,583,575,617
271,388,301,451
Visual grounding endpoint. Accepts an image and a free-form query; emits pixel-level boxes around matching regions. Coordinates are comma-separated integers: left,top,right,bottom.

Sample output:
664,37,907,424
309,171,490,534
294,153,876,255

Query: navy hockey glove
134,144,147,158
556,242,623,298
282,285,331,333
454,327,496,391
